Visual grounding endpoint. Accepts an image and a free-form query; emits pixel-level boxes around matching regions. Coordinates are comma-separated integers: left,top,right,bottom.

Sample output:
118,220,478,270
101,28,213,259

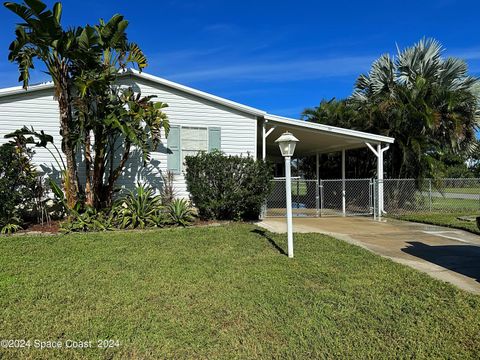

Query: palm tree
351,38,479,179
5,1,82,208
5,0,151,209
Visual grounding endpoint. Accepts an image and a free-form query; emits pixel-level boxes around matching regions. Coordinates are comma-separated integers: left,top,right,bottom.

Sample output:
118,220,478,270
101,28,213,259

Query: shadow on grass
251,229,287,256
402,241,480,283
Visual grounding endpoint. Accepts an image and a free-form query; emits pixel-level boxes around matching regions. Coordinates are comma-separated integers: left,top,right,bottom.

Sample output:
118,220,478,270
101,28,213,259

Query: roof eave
265,113,395,144
0,82,55,97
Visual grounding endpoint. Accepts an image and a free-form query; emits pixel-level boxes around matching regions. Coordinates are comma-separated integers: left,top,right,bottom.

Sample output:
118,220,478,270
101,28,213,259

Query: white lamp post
275,131,299,258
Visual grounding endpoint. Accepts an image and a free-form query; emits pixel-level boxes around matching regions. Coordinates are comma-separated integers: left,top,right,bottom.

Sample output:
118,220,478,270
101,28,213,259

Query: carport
259,114,395,218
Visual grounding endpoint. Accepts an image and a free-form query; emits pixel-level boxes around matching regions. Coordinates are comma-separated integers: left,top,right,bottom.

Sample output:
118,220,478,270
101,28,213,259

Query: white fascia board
0,82,54,97
265,113,395,144
127,69,266,117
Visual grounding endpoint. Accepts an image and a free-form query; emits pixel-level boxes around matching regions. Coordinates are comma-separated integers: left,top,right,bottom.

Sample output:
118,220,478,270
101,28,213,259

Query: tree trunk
84,130,94,206
57,71,79,209
92,127,106,209
103,142,131,207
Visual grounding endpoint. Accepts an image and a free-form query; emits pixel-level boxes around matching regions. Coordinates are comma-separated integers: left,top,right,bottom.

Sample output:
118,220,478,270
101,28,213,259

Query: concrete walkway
258,217,480,294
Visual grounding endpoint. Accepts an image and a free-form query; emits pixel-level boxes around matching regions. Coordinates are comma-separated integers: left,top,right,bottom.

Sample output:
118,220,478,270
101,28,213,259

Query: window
181,127,208,168
167,125,221,173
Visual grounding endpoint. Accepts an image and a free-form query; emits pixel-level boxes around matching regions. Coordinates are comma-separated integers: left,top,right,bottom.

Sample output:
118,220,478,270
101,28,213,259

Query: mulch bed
18,220,61,234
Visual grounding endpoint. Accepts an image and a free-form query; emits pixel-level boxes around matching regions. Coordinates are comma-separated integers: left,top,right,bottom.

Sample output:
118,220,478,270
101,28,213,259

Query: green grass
394,212,480,235
1,224,480,359
410,194,479,211
431,197,479,211
443,187,480,195
291,181,308,196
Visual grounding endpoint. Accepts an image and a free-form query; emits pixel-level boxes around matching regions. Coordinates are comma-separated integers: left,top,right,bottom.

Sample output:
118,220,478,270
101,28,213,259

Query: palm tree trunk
84,130,93,206
103,142,131,207
57,77,79,209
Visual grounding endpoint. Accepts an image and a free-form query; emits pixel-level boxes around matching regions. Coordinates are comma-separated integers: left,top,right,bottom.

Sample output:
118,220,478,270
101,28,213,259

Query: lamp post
275,132,299,258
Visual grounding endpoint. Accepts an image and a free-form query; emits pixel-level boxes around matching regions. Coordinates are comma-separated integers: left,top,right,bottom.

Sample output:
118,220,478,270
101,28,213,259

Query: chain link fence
265,178,372,217
380,178,480,215
266,178,319,217
265,177,480,218
321,179,373,216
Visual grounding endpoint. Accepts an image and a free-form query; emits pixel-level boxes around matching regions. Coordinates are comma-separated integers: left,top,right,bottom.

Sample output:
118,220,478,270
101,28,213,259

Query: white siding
0,89,64,183
0,76,258,198
118,76,257,197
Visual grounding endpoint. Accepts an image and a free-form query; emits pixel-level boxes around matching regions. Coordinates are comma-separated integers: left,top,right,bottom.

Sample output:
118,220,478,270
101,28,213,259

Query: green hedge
185,151,273,220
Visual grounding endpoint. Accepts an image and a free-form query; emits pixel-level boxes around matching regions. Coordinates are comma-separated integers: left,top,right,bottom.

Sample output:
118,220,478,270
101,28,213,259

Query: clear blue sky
1,0,479,118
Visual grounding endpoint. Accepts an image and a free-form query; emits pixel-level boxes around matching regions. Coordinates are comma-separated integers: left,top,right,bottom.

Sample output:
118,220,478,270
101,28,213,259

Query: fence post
296,180,300,209
320,180,324,217
429,179,432,212
315,179,320,217
369,178,373,215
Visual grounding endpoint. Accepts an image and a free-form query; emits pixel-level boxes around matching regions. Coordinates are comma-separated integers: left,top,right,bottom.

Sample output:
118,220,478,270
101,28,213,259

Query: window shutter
208,127,221,152
167,125,181,173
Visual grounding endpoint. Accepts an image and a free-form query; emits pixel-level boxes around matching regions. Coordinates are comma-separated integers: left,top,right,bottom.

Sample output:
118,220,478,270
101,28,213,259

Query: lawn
1,224,480,359
443,186,480,195
431,197,479,211
394,212,480,235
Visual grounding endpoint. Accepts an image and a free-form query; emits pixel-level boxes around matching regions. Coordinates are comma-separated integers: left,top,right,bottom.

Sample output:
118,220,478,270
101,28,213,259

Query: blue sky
1,0,479,118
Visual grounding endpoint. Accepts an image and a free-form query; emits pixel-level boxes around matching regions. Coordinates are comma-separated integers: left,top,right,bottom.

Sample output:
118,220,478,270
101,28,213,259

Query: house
0,69,394,214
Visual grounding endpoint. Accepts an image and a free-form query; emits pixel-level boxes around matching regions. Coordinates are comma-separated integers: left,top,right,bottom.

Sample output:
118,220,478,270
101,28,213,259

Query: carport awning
262,114,394,158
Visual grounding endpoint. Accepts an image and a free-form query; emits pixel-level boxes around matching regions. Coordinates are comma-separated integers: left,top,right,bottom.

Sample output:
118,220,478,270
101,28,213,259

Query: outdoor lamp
275,131,299,157
275,131,299,258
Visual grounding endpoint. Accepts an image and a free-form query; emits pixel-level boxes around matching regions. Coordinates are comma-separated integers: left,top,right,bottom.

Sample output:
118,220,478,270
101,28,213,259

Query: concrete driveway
258,217,480,294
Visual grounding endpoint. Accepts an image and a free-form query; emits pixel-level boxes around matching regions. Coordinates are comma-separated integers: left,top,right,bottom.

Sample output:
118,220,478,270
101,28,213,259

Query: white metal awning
262,114,394,158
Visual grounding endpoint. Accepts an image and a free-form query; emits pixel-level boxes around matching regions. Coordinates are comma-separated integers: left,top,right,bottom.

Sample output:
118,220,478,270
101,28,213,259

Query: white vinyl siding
116,76,257,197
0,89,63,171
0,75,258,199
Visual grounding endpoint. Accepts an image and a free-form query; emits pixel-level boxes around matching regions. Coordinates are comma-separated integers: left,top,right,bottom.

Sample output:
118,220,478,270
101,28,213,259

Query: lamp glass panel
279,141,296,157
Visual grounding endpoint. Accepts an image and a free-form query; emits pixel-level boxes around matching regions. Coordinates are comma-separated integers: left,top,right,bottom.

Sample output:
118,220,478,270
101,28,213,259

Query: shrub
0,139,37,233
114,184,164,229
60,207,115,233
59,184,197,232
166,198,194,227
184,150,273,220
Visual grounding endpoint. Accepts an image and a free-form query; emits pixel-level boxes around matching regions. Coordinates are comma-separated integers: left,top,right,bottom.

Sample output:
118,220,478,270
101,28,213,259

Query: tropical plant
5,0,167,210
5,0,81,208
60,207,115,233
1,223,21,235
166,199,194,227
303,38,479,181
70,16,167,208
78,87,169,208
0,135,38,232
184,150,273,220
5,126,66,172
160,170,176,205
301,99,376,178
114,184,164,229
350,38,479,180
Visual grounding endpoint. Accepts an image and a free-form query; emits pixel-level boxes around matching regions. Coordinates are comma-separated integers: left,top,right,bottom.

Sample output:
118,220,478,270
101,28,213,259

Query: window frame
180,126,209,170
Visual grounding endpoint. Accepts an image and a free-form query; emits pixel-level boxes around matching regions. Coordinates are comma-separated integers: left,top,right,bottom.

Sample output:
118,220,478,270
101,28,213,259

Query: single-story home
0,69,394,215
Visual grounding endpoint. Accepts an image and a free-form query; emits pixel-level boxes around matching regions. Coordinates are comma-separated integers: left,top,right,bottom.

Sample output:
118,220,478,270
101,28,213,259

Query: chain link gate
266,178,319,217
320,179,373,216
265,178,373,217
